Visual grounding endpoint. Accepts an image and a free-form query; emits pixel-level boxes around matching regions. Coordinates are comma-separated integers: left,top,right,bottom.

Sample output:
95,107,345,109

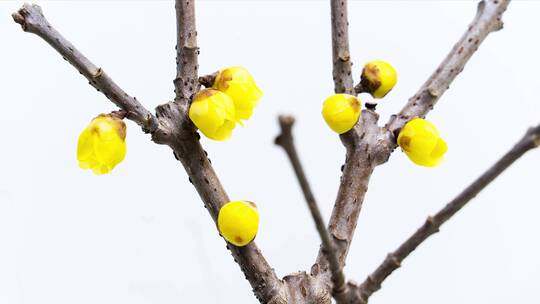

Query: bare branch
330,0,354,95
345,123,540,303
12,4,158,133
385,0,511,138
174,0,199,104
275,115,347,302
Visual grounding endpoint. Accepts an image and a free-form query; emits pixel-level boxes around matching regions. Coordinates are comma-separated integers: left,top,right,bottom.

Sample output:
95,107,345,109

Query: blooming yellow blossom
213,66,262,121
360,60,397,98
189,88,237,140
322,94,362,134
398,118,448,167
77,114,127,175
218,200,259,247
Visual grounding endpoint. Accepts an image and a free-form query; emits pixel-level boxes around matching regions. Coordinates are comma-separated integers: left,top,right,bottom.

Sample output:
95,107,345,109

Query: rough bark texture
174,0,199,104
13,1,535,304
330,0,354,95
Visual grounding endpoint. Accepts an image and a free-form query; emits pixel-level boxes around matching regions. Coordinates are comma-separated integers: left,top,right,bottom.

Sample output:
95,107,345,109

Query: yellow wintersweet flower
189,88,237,141
398,118,448,167
213,66,262,121
218,200,259,247
360,60,397,98
77,114,127,175
322,93,362,134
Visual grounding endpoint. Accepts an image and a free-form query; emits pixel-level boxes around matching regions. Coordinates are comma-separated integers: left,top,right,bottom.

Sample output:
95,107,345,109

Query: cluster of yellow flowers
321,60,447,167
74,61,446,246
75,66,262,175
322,60,398,135
189,66,262,140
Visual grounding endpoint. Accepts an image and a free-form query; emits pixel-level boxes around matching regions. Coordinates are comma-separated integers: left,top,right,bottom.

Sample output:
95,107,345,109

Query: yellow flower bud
360,60,397,99
213,66,262,121
322,94,362,134
397,118,448,167
218,200,259,247
189,88,237,141
77,114,127,175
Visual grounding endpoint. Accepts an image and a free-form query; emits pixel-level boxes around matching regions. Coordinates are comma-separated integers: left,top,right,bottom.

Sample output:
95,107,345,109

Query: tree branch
309,1,384,298
174,0,199,104
336,1,512,301
345,123,540,303
13,3,284,303
330,0,354,95
313,110,387,274
315,0,512,300
12,1,517,303
12,4,158,133
157,2,285,303
385,0,511,138
275,115,347,303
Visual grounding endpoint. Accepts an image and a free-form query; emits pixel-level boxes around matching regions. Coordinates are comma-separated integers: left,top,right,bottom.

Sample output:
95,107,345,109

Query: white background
1,1,539,303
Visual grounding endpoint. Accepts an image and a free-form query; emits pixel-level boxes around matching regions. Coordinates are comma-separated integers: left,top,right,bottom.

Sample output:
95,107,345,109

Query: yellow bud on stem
359,60,397,99
189,88,237,141
213,66,262,121
77,114,127,175
322,93,362,134
398,118,448,167
218,200,259,247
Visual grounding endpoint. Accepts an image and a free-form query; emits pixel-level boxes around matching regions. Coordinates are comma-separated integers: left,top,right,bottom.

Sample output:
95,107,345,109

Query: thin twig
346,123,540,303
174,0,199,104
330,0,354,95
275,115,347,303
12,4,158,133
385,0,511,139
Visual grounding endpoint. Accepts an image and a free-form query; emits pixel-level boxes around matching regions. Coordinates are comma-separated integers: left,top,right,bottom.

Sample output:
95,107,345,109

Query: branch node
92,67,103,78
427,88,440,98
